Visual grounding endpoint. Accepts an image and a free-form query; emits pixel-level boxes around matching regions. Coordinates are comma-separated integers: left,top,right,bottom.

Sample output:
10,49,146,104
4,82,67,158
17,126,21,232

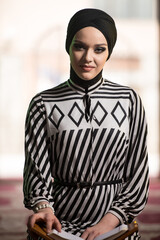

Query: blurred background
0,1,160,240
0,0,159,179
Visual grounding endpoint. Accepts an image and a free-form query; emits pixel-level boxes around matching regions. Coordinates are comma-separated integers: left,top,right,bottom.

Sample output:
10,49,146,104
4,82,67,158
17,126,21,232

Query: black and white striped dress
23,78,149,239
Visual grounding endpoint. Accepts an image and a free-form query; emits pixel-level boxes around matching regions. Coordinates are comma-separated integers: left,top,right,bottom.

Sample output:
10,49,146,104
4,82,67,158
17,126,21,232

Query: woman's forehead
73,27,108,44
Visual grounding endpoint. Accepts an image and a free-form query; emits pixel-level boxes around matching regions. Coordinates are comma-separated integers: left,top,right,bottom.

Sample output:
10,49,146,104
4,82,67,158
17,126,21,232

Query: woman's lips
80,65,95,72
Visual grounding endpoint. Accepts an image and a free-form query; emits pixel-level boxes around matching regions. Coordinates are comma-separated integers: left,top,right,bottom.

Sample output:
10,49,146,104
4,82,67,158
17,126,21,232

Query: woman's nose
83,49,93,62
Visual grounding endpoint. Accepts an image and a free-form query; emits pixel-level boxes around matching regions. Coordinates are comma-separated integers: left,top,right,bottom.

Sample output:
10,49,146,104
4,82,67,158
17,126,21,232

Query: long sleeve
23,94,53,209
108,90,149,224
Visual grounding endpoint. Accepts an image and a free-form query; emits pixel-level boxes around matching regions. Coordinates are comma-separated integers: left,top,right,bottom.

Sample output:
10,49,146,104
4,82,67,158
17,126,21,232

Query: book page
48,229,83,240
94,224,128,240
48,224,128,240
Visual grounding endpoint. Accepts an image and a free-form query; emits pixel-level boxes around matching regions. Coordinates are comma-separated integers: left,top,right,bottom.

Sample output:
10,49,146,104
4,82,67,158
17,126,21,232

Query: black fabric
70,67,102,122
70,66,102,88
83,89,91,122
65,8,117,59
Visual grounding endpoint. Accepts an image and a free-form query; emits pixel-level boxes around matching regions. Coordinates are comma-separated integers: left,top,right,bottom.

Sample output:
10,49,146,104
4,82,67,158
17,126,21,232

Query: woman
23,8,149,240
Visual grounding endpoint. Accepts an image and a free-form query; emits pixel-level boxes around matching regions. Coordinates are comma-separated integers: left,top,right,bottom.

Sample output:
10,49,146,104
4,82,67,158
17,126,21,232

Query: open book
48,224,128,240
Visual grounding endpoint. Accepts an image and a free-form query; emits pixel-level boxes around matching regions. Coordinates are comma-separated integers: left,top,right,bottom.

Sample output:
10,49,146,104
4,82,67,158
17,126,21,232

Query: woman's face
69,26,108,80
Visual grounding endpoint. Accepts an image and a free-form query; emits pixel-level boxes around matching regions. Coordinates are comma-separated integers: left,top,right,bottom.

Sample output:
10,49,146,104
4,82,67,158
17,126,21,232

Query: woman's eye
95,47,106,53
73,44,84,50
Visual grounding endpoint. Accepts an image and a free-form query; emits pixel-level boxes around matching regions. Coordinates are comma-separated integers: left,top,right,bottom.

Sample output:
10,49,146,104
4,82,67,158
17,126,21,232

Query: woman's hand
27,207,61,240
81,213,120,240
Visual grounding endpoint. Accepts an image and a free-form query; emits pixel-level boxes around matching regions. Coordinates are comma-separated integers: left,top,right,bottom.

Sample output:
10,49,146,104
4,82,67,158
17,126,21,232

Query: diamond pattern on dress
111,101,127,127
48,104,65,129
91,101,108,126
68,102,84,127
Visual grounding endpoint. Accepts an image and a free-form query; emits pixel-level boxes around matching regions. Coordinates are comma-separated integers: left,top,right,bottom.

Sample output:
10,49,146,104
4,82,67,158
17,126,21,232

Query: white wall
0,0,159,178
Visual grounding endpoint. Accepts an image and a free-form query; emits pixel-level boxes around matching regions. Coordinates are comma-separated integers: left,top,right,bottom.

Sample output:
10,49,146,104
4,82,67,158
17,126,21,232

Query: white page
49,229,83,240
49,224,128,240
94,224,128,240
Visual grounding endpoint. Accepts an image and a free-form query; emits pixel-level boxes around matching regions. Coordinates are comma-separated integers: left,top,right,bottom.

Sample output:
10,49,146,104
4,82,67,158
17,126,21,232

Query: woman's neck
70,67,102,89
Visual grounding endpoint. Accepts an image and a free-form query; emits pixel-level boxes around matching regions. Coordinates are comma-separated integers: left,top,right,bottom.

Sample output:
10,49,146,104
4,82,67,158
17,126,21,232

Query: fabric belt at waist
53,178,124,189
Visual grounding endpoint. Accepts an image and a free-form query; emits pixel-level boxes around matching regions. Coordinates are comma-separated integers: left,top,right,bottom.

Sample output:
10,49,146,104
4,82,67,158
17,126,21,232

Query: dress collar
68,67,104,94
68,77,104,95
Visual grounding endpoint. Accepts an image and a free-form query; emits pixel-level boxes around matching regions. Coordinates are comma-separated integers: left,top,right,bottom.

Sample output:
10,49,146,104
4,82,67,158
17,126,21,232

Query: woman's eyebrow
95,43,108,46
73,40,85,44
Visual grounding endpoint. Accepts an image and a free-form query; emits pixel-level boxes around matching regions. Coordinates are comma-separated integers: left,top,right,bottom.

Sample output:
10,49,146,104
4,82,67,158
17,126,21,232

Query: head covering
65,8,117,60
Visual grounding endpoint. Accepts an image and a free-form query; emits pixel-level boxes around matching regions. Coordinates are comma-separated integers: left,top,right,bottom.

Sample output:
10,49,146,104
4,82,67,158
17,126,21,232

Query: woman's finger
52,217,62,232
81,228,99,240
45,215,54,234
81,228,90,239
27,214,37,229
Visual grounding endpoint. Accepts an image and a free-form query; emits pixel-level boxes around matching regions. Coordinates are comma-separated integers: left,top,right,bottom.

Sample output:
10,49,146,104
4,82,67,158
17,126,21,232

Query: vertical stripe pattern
23,79,149,240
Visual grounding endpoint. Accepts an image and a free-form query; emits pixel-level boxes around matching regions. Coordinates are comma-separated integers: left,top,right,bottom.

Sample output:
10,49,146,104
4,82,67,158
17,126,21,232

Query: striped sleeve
108,90,149,224
23,94,53,209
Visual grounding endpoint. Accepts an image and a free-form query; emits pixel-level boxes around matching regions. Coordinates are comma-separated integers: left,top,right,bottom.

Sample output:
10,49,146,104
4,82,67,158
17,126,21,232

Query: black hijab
65,8,117,60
